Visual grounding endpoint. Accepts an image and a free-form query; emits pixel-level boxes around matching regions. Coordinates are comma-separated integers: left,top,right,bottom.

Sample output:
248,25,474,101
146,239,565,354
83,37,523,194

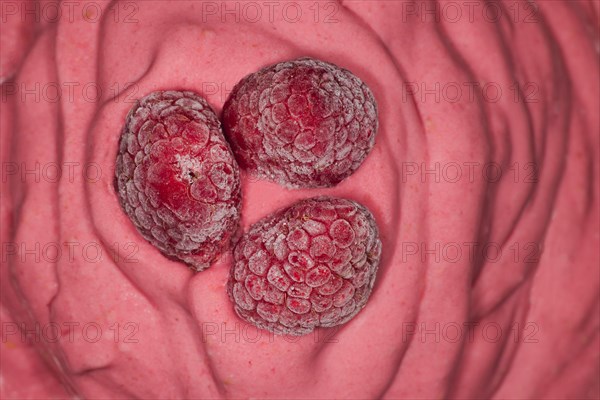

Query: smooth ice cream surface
1,1,599,399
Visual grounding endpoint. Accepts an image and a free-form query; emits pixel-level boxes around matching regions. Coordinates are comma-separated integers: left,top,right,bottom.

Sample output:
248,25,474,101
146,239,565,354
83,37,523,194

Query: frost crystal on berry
115,90,241,271
222,57,378,188
227,196,382,335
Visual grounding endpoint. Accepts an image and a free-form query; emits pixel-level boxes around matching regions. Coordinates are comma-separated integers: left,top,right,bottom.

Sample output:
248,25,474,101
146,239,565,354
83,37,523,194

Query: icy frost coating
222,57,378,188
115,91,241,271
227,197,381,335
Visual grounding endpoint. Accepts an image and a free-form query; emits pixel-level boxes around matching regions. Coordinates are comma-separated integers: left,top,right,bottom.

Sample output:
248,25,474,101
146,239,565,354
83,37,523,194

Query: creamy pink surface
1,0,599,398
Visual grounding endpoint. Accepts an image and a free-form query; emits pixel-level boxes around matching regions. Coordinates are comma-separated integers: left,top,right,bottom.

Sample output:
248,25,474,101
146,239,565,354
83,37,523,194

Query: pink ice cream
1,0,599,399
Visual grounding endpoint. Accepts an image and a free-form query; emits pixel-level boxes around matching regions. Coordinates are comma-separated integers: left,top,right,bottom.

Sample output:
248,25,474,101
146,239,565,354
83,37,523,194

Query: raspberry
227,196,382,336
115,90,241,271
222,57,378,188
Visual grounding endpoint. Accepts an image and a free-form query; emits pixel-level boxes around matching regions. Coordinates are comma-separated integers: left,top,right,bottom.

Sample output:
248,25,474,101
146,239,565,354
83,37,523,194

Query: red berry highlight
115,90,241,271
227,196,382,336
222,57,378,188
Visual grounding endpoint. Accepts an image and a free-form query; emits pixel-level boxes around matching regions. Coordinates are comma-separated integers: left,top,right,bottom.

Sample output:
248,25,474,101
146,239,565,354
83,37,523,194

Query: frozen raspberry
227,196,382,336
222,57,378,188
115,90,241,271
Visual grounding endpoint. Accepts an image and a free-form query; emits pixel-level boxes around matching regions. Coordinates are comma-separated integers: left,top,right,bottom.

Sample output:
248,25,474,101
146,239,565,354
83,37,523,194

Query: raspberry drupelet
227,196,382,335
222,57,378,188
115,90,241,271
